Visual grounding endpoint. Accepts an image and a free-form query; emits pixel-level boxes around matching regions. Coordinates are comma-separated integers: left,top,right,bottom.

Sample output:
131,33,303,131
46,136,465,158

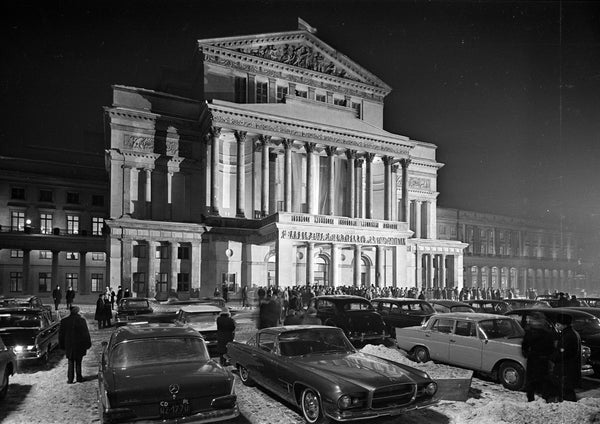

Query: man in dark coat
552,313,582,402
52,286,62,311
521,311,557,402
216,311,235,366
65,286,75,310
258,295,280,329
94,294,105,329
58,306,92,384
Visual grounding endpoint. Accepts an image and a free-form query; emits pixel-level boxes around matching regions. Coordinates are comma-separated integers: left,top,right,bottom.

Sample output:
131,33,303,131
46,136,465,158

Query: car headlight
424,382,437,396
337,394,365,409
13,345,24,353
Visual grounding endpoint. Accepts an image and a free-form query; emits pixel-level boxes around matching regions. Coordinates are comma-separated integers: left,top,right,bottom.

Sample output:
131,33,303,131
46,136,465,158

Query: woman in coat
94,293,105,329
216,311,235,366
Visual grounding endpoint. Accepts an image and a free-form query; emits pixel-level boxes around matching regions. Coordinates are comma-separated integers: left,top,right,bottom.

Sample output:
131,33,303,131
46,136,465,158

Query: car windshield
572,317,600,335
452,306,474,313
478,318,524,339
110,337,209,368
184,311,220,323
122,299,150,309
278,329,355,356
0,313,41,328
343,301,373,311
404,302,434,314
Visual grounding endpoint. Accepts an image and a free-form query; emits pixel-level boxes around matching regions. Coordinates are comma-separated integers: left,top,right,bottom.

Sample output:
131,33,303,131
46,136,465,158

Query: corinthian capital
400,158,412,169
304,142,316,154
345,149,357,160
234,130,247,143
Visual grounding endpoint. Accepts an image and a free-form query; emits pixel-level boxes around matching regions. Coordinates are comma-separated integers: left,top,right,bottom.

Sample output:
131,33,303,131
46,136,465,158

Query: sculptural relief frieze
126,136,154,151
408,177,431,190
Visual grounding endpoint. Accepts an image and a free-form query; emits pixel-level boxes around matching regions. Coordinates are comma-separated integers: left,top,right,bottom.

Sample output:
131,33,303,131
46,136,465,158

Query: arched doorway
314,255,329,286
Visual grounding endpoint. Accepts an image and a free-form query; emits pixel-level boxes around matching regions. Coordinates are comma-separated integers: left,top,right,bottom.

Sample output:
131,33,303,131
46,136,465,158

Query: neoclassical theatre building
104,20,467,299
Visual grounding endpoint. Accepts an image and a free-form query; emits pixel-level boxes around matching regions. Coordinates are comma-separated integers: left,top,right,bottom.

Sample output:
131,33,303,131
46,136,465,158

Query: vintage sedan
228,325,438,423
0,336,16,400
98,323,238,423
307,295,390,346
464,300,512,314
428,300,475,314
395,312,527,390
504,299,551,309
0,306,60,363
115,297,154,326
174,305,223,356
371,298,435,336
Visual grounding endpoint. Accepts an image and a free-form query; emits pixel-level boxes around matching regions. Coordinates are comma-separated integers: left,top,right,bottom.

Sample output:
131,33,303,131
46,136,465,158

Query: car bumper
101,405,239,424
325,398,439,422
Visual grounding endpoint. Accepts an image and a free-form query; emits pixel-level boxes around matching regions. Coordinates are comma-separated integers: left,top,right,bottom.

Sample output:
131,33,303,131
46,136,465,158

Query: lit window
11,211,25,231
10,272,22,292
92,217,104,236
10,249,23,258
65,273,78,291
91,273,104,292
39,250,52,259
40,213,53,234
67,215,79,234
66,252,80,260
92,252,105,261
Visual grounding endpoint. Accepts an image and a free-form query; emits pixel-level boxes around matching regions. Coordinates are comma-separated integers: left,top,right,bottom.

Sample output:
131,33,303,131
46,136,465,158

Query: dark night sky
2,0,600,232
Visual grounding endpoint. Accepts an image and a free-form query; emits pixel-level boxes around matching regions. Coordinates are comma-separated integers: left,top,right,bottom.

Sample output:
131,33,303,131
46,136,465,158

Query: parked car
428,300,475,314
371,298,435,336
0,306,60,363
464,300,512,314
174,305,222,356
227,325,438,423
115,297,154,326
0,336,16,400
579,298,600,308
307,295,389,347
504,299,551,309
0,296,51,312
395,312,527,390
98,323,238,423
506,307,600,374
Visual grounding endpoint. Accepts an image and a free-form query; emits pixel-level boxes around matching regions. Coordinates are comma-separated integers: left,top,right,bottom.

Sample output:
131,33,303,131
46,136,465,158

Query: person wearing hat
58,306,92,384
301,307,322,325
216,310,235,366
521,311,557,402
552,313,581,402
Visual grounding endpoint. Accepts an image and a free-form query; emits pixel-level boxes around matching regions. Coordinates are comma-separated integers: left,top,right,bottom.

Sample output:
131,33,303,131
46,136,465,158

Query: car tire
0,371,8,400
40,346,51,364
498,361,525,391
238,365,254,387
412,346,430,363
301,388,329,424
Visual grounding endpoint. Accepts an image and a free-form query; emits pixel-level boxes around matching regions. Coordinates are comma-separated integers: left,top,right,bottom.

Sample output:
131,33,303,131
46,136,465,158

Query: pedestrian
65,286,76,310
116,286,123,305
552,313,582,402
52,285,62,311
58,305,92,384
123,287,131,298
258,295,280,329
103,293,113,328
241,285,248,307
283,308,302,325
222,283,229,303
301,307,322,325
216,310,236,366
110,287,116,310
94,293,105,329
521,311,557,402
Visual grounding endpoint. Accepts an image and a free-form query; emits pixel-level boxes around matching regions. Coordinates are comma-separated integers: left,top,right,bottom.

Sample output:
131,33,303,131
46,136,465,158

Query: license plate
159,399,191,419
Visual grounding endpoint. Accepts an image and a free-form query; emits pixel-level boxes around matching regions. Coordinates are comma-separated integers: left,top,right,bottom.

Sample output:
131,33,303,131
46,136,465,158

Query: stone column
79,252,87,295
441,254,447,288
147,241,156,298
416,251,423,289
306,242,315,285
122,165,131,216
376,246,384,287
400,158,411,222
365,153,375,219
51,250,59,292
346,150,356,218
170,241,178,293
283,139,292,212
191,241,201,294
145,168,152,219
391,164,399,220
325,146,337,216
166,171,173,220
427,254,434,289
353,244,362,287
305,142,316,214
415,200,422,238
382,156,393,220
330,243,339,287
23,249,31,294
235,130,247,218
355,159,363,218
209,127,221,215
260,135,271,217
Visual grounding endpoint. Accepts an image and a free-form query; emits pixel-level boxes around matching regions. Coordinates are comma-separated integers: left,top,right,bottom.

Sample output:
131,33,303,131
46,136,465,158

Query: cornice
104,107,204,135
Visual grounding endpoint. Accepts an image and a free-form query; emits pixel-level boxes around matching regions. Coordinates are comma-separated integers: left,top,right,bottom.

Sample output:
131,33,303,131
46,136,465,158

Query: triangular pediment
198,29,390,91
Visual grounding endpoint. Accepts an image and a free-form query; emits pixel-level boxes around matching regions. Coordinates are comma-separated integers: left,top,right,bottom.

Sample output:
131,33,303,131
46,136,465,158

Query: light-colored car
0,335,16,400
174,305,223,356
395,312,527,390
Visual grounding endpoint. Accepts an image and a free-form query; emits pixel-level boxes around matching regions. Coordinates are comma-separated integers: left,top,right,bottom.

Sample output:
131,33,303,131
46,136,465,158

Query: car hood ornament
169,384,180,399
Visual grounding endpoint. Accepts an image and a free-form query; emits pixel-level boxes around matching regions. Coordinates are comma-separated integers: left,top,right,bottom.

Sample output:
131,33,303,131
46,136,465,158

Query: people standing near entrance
65,286,76,310
123,287,131,298
110,287,116,310
59,306,91,384
521,311,557,402
52,286,62,311
116,286,123,305
94,294,105,329
552,314,582,402
102,293,113,328
216,310,236,366
222,283,229,303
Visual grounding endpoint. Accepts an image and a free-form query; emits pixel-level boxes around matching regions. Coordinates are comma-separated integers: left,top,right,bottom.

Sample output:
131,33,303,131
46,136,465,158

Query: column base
236,210,246,218
210,207,220,216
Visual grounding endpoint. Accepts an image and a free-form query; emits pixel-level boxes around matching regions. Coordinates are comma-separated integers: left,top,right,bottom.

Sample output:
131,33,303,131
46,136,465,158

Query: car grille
371,384,416,409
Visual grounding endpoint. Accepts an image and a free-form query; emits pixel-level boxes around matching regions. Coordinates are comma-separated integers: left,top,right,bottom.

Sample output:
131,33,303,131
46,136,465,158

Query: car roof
258,325,343,336
111,323,202,344
371,297,429,303
429,300,472,306
180,305,223,313
430,312,514,321
122,297,150,301
507,307,597,318
315,295,369,301
0,307,46,314
466,299,508,304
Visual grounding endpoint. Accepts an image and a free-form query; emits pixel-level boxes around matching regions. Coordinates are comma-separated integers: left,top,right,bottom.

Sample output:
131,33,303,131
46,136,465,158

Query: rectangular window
352,102,361,117
234,76,247,103
92,217,104,236
10,249,23,258
39,250,52,259
91,273,104,292
133,244,147,258
39,272,51,292
295,90,307,98
10,272,22,292
155,245,169,259
256,81,268,103
66,252,79,260
333,97,346,106
156,273,168,293
316,93,326,102
66,192,80,204
178,246,190,260
40,213,53,234
11,187,25,200
177,273,190,292
92,195,104,206
65,273,78,291
11,211,25,231
276,86,288,103
133,272,146,294
39,189,53,202
66,214,79,234
92,252,105,261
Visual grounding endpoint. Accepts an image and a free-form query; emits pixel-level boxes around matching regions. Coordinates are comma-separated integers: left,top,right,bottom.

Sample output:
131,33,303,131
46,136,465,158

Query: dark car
227,325,438,423
0,307,60,363
504,299,551,310
174,305,222,356
428,300,475,314
464,300,512,315
98,323,238,423
579,298,600,308
307,295,389,346
0,335,16,399
0,296,51,312
115,297,154,326
506,307,600,374
371,298,435,336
